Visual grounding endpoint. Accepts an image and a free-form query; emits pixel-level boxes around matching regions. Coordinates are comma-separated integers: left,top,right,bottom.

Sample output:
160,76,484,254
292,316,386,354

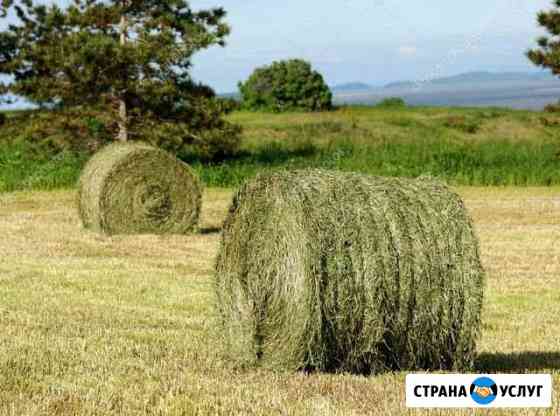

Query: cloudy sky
190,0,552,92
0,0,553,94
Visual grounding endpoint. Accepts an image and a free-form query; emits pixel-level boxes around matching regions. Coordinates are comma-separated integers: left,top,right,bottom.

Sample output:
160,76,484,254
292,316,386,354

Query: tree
239,59,332,112
0,0,240,158
528,2,560,79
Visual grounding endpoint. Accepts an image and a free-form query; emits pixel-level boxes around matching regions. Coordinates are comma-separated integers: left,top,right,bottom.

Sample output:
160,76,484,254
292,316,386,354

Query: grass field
3,106,560,192
174,106,560,187
1,187,559,415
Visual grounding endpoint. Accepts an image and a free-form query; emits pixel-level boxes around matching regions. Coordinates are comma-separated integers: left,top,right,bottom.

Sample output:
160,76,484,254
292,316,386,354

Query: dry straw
215,169,484,374
78,142,201,235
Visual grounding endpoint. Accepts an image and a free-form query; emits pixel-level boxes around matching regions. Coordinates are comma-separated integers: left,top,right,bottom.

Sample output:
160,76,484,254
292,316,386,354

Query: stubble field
0,187,559,415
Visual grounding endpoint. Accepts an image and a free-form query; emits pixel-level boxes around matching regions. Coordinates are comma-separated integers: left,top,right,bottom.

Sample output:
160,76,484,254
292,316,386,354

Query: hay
215,169,484,374
78,142,201,235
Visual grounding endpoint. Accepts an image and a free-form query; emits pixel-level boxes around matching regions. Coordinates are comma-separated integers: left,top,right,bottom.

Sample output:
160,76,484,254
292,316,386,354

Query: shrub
7,108,113,155
138,106,242,162
376,97,407,108
216,97,241,114
5,102,241,161
215,170,485,373
544,100,560,113
78,142,202,235
239,59,332,112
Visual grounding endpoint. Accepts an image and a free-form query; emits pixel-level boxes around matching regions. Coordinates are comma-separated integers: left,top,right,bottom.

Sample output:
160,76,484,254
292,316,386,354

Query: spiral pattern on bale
78,142,201,235
215,170,484,374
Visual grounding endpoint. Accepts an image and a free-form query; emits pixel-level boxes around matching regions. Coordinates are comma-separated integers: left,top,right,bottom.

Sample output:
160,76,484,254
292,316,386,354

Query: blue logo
470,377,498,405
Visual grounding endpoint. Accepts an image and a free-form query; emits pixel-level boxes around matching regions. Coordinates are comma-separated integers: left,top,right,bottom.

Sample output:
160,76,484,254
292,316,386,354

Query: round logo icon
470,377,498,405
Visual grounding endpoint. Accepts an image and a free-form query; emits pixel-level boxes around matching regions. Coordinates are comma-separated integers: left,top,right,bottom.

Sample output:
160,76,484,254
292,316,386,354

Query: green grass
0,142,86,192
2,105,560,191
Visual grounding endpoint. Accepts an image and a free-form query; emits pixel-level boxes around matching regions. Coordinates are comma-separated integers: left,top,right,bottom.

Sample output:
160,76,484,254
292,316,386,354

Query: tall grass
191,139,560,187
2,106,560,191
0,142,86,192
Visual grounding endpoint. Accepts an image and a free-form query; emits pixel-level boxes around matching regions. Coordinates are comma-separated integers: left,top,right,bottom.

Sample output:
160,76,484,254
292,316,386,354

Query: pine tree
528,1,560,76
0,0,240,157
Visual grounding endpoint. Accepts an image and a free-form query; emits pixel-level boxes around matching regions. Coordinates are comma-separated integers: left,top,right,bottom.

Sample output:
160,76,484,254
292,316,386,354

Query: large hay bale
78,142,201,235
215,170,484,373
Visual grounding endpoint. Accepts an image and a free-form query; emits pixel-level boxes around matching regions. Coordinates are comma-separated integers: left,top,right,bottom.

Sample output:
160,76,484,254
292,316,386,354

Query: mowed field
0,187,559,415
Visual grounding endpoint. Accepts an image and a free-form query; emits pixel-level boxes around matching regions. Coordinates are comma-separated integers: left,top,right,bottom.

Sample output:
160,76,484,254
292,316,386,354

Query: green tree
0,0,240,159
528,2,560,79
239,59,332,112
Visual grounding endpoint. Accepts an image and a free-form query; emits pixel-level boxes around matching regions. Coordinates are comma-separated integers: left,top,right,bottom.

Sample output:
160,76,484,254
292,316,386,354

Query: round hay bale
215,169,484,373
78,142,201,235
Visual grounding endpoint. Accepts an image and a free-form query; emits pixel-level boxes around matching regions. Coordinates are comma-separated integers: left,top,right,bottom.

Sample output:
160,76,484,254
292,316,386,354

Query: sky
189,0,552,92
0,0,553,94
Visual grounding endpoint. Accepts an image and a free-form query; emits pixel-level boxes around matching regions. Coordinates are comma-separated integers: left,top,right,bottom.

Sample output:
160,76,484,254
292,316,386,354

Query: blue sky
0,0,553,94
190,0,552,92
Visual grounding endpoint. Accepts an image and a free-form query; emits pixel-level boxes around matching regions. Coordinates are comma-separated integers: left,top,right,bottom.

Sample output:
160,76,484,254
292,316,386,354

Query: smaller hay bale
78,142,201,235
215,169,485,374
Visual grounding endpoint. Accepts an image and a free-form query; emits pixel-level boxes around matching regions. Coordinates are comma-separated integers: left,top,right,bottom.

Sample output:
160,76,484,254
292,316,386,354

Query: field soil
0,187,559,415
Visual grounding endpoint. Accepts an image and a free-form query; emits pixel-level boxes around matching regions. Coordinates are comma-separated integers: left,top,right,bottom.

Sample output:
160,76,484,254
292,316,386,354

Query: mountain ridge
329,71,557,93
383,71,556,89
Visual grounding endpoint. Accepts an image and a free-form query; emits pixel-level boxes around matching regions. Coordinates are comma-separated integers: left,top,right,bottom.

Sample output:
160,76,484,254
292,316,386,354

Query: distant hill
331,71,560,110
330,82,374,93
383,71,556,89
